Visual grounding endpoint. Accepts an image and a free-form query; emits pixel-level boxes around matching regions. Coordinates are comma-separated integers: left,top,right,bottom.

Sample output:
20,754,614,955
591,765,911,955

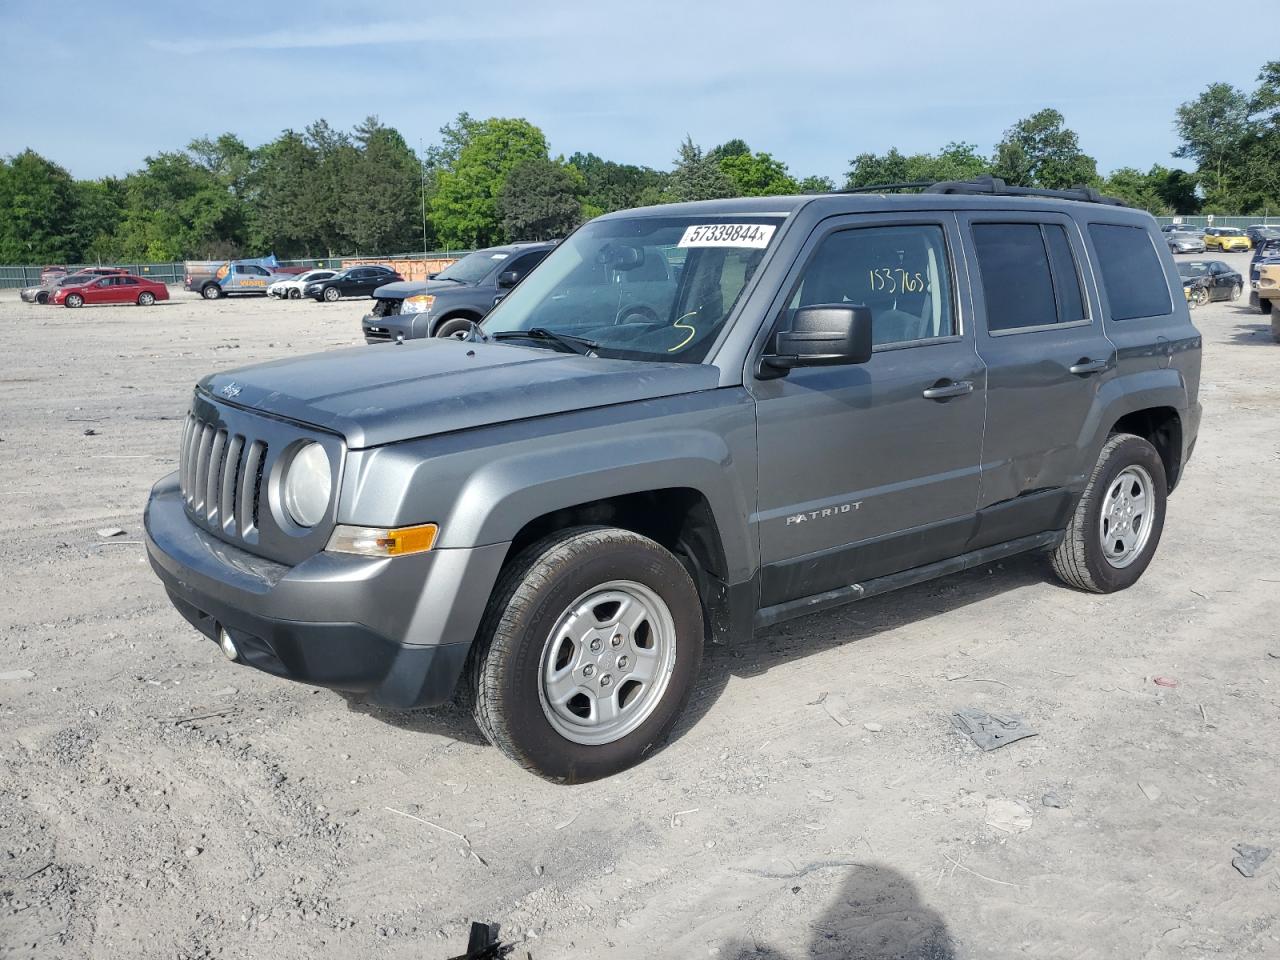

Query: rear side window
1088,224,1172,320
1044,225,1086,323
971,224,1059,331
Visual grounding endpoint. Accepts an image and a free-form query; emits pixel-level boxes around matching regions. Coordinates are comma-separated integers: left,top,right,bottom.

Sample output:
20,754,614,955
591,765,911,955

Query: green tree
69,177,124,262
430,117,549,247
113,151,244,260
497,158,583,240
304,119,358,254
251,130,322,256
568,152,668,216
0,149,78,262
339,116,420,254
992,109,1097,189
666,137,734,202
798,174,836,192
719,150,799,196
1174,82,1250,199
707,138,751,162
844,142,989,189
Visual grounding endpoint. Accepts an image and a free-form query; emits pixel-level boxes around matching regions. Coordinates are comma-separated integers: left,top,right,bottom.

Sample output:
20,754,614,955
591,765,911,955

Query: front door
751,215,987,607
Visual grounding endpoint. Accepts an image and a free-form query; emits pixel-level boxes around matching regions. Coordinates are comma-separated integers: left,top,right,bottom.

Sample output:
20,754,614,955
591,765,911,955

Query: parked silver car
1166,227,1206,254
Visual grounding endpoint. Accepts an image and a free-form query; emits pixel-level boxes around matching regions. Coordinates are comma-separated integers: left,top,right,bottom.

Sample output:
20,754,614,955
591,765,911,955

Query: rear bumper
144,473,507,708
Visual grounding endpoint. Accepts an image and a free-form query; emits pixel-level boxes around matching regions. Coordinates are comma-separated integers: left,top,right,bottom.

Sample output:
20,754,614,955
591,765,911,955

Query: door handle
921,380,974,401
1068,358,1109,375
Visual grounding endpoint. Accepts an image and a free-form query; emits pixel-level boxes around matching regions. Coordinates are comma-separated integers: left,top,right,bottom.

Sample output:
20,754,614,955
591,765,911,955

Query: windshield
481,215,784,363
1178,262,1209,278
435,250,508,284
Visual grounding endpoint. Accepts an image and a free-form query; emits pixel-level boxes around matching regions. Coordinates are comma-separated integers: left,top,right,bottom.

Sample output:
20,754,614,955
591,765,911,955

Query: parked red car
52,274,170,308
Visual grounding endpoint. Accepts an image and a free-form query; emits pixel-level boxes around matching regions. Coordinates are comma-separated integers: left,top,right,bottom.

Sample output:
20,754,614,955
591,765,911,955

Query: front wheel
65,293,84,308
289,288,301,300
36,292,48,305
1050,433,1168,593
1193,286,1209,307
322,286,340,302
469,527,704,782
1270,302,1280,343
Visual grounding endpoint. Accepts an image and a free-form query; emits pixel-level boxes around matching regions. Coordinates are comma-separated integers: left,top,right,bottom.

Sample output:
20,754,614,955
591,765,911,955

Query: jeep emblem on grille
220,381,242,399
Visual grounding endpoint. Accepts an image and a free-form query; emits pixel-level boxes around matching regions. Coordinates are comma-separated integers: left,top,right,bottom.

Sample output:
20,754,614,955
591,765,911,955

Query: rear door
115,276,141,303
751,213,987,605
959,212,1116,541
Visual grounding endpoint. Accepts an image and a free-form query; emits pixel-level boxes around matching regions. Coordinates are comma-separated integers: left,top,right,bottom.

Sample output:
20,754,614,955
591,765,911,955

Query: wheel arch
1080,370,1190,492
428,308,484,335
1110,406,1183,491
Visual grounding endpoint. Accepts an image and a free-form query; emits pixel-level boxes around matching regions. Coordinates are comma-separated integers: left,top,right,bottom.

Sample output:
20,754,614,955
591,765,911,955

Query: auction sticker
678,223,775,248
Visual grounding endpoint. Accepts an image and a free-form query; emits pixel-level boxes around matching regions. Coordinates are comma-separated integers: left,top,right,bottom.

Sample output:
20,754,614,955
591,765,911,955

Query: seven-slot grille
178,413,267,540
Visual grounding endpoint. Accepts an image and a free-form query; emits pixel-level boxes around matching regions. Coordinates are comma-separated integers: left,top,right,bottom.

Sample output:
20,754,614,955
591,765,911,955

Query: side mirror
496,270,520,289
765,305,873,372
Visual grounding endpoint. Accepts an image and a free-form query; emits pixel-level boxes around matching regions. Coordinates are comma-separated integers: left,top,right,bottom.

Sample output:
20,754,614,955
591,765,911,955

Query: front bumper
144,473,507,708
361,309,427,343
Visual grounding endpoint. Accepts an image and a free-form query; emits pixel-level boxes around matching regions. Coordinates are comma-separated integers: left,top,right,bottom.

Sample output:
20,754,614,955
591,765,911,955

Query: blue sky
1,0,1273,181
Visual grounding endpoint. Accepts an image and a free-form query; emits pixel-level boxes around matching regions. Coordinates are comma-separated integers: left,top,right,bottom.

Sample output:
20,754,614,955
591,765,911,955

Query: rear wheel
65,293,83,308
137,291,155,306
1270,302,1280,343
1051,433,1167,593
322,286,340,302
469,526,704,782
202,284,222,300
289,288,301,300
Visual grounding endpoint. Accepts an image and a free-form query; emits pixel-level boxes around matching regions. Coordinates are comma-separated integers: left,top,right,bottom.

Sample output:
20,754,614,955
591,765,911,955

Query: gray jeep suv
361,242,556,343
145,177,1202,782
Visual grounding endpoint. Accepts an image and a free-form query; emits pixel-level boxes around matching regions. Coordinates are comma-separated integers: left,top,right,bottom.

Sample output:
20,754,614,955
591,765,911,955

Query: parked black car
1245,225,1280,248
306,265,402,302
1176,260,1242,302
361,242,556,342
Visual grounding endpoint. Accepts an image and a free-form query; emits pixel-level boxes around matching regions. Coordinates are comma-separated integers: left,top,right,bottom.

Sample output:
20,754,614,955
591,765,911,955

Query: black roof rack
832,175,1129,207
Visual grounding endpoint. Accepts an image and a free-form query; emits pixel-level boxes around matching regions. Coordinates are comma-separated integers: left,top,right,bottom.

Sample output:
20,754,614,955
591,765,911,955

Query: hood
199,338,719,449
372,278,465,299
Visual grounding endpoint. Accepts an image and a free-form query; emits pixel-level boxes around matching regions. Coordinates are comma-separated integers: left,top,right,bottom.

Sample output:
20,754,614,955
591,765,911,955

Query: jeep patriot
145,177,1202,782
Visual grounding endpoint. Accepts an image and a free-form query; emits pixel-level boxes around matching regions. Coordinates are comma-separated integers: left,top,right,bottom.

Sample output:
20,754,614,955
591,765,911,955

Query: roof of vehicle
602,176,1152,223
478,240,559,253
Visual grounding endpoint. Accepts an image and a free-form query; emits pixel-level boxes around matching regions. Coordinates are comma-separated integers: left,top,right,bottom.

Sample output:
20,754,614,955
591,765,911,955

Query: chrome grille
178,413,267,540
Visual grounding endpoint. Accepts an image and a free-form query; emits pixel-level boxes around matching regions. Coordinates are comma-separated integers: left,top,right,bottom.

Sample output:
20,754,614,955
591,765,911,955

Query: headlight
282,442,331,527
401,294,434,315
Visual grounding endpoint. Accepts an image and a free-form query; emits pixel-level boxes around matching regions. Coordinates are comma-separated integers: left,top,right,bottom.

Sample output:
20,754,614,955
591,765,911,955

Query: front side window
786,224,954,346
482,215,784,363
1088,223,1173,321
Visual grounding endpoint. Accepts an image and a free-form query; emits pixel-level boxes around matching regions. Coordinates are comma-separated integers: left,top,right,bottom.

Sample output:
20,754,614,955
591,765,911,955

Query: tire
65,293,83,308
1193,286,1209,307
289,288,301,300
36,292,48,305
1260,298,1272,315
322,286,340,302
1230,282,1242,302
137,291,155,306
202,284,222,300
1051,433,1168,594
469,526,704,783
1270,302,1280,343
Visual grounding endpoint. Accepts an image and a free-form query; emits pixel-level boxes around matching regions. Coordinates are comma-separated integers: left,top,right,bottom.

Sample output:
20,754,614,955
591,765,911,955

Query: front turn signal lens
326,522,438,557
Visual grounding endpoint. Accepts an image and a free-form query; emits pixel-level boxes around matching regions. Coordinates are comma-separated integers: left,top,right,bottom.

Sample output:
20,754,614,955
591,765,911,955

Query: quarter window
789,224,955,346
1088,223,1172,320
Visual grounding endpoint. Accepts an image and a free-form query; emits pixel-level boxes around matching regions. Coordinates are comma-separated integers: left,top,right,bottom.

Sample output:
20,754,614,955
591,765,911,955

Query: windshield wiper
490,328,599,356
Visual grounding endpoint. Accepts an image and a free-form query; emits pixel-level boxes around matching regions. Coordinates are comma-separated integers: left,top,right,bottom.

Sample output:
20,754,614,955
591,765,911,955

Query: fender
338,389,760,583
1077,366,1188,472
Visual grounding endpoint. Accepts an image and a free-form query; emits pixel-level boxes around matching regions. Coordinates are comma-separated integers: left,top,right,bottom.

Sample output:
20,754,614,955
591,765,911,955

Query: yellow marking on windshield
669,312,697,352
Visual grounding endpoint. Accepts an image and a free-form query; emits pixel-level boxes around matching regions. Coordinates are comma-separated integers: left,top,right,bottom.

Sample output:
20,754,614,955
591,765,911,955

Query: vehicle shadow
672,553,1050,744
341,552,1050,756
719,862,956,959
1227,321,1277,345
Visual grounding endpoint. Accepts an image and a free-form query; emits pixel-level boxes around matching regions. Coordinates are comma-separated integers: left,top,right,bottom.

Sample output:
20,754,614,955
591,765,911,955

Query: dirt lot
1,254,1278,960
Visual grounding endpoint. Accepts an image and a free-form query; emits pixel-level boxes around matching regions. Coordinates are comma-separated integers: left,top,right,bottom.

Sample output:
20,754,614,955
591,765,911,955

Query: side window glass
1043,225,1086,323
971,224,1058,331
1088,223,1173,321
789,224,954,346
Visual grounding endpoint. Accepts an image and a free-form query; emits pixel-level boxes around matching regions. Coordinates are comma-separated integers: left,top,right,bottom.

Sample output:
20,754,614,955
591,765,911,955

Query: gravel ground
1,252,1278,959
